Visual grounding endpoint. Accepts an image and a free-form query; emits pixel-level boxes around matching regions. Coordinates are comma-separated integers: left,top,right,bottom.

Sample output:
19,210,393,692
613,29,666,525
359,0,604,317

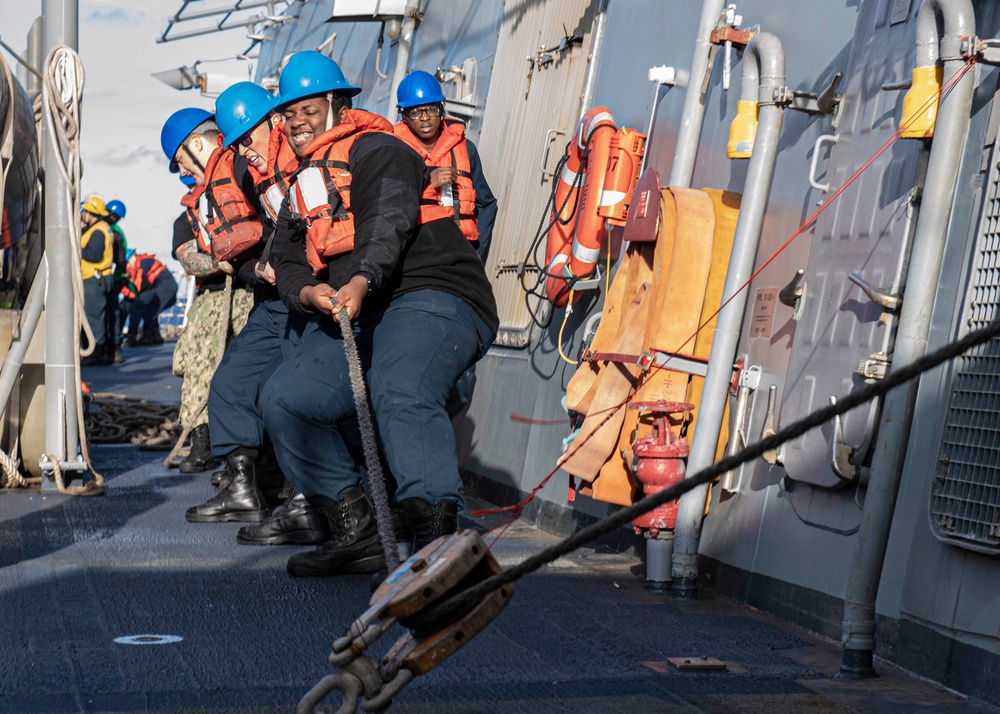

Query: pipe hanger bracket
782,72,843,115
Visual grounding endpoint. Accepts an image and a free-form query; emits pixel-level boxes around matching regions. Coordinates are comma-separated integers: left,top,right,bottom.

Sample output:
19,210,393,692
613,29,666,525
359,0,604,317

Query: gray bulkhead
250,0,1000,695
689,0,1000,688
254,0,504,139
700,0,923,606
876,0,1000,674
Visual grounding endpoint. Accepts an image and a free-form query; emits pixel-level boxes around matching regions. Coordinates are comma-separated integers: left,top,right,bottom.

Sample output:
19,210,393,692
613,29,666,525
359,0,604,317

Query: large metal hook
297,673,364,714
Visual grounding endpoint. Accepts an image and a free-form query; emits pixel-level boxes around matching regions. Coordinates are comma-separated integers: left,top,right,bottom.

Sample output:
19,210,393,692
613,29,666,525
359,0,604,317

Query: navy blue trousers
129,273,178,338
83,274,117,348
207,299,315,458
261,290,492,506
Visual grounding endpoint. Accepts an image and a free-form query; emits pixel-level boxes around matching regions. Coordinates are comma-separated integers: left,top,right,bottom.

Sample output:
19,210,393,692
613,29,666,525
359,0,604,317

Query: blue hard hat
161,107,213,173
106,199,126,219
397,70,446,109
276,51,361,109
180,174,197,186
216,82,277,148
125,248,136,261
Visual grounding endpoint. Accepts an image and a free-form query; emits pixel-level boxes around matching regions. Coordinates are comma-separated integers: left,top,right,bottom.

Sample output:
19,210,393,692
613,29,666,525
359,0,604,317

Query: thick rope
164,275,233,468
40,45,104,493
39,452,102,496
338,308,399,572
0,447,35,488
84,392,181,450
422,316,1000,623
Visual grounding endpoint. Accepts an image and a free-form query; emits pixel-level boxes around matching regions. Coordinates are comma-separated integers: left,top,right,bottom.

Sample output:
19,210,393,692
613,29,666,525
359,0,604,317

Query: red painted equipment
629,400,693,536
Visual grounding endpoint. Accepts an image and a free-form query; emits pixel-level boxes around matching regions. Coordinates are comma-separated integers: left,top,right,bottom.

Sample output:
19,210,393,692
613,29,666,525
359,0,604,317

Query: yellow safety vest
81,220,115,280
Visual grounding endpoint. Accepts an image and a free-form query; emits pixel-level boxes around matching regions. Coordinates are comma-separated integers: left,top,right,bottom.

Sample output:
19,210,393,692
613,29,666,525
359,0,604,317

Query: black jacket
271,131,498,336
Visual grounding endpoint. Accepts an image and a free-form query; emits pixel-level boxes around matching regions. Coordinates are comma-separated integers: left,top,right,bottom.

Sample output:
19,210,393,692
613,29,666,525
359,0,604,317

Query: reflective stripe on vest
288,109,393,274
253,124,298,223
195,148,262,260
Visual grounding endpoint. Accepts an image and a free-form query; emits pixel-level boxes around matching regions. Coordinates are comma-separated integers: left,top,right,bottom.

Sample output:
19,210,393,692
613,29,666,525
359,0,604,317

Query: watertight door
476,0,599,348
778,0,924,488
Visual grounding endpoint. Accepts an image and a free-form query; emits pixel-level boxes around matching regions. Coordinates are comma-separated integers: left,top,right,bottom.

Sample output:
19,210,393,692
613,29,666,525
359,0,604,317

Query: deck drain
113,634,183,645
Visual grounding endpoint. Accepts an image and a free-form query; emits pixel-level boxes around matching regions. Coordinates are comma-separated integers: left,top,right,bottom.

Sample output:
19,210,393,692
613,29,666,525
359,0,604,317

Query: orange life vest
180,188,200,239
289,109,393,274
178,187,218,292
197,146,263,261
248,121,299,223
393,118,478,242
121,253,167,299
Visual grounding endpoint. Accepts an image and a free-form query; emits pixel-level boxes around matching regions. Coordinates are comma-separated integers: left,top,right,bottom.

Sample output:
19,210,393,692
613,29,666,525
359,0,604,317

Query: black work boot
400,497,459,552
99,343,115,366
210,461,232,489
369,509,416,592
185,451,267,523
256,448,294,505
236,493,331,545
179,424,218,474
83,344,113,367
287,486,386,577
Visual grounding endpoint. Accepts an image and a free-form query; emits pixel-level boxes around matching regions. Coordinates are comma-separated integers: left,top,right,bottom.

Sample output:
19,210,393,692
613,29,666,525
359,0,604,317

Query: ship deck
0,343,996,713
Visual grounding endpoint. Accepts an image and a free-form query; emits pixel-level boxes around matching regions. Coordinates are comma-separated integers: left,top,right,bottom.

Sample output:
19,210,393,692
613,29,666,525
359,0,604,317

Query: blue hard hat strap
181,140,205,175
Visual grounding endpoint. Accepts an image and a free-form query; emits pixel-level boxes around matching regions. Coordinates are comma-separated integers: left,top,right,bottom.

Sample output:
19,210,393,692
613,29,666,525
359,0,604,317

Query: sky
1,0,262,275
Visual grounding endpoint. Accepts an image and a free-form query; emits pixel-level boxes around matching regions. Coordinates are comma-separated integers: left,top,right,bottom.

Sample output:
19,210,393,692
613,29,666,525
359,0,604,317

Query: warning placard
751,287,778,339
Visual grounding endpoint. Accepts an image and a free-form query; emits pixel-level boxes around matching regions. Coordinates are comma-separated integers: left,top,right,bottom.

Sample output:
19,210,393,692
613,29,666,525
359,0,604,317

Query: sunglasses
239,134,255,148
402,105,442,121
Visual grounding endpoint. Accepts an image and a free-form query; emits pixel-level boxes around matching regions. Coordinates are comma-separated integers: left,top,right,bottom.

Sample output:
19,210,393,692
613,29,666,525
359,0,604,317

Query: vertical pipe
668,0,726,188
386,0,420,120
840,0,975,678
577,0,609,121
41,0,79,488
669,32,787,597
26,17,43,105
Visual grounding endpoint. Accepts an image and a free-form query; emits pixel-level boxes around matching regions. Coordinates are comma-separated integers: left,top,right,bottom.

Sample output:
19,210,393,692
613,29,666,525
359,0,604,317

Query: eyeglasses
402,105,442,120
239,134,255,148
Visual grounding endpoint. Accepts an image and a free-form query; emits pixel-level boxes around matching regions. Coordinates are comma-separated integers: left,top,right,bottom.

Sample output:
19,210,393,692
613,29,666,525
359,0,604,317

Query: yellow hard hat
81,195,108,217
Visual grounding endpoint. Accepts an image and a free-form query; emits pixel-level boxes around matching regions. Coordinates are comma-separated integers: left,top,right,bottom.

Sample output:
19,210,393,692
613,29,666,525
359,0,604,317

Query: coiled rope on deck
84,392,181,449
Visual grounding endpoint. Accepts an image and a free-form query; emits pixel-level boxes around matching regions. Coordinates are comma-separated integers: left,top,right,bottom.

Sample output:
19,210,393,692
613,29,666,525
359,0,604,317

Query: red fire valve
628,400,693,536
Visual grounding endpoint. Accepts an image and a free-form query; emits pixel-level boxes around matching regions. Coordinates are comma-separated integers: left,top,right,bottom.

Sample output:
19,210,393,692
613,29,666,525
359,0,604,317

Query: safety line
450,315,1000,620
480,56,978,533
650,55,977,365
339,308,399,572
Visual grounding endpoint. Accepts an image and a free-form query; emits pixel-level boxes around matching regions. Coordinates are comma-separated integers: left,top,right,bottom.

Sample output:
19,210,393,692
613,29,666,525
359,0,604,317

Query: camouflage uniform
172,285,255,429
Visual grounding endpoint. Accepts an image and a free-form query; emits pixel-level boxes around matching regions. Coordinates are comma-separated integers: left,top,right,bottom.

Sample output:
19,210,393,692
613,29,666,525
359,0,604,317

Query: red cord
477,57,978,538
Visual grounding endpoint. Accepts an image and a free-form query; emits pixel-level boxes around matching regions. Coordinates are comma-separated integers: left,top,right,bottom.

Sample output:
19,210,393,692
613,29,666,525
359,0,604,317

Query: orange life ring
544,106,616,307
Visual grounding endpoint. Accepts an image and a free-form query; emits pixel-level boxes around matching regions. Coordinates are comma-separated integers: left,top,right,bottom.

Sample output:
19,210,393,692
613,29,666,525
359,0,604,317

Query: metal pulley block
298,530,513,714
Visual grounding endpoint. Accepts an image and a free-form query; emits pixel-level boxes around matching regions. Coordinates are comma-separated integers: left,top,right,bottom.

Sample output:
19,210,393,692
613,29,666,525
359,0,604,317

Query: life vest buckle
304,207,334,228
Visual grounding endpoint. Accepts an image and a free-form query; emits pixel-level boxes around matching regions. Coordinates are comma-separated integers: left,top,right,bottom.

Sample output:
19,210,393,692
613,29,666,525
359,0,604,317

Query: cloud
84,7,135,24
90,144,162,165
84,3,148,25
